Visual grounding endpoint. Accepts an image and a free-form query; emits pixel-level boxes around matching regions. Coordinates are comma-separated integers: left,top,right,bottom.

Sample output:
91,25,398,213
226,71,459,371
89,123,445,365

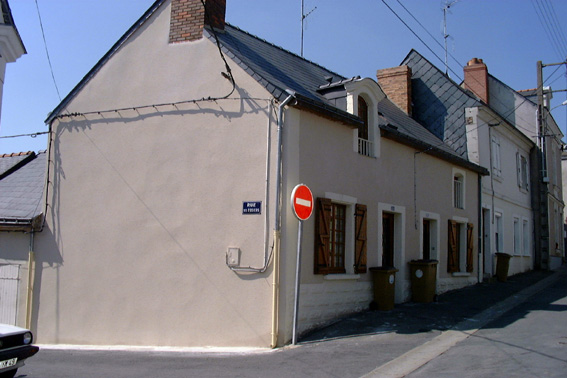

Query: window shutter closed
466,223,474,272
516,152,521,187
314,198,332,274
354,204,367,274
447,220,458,273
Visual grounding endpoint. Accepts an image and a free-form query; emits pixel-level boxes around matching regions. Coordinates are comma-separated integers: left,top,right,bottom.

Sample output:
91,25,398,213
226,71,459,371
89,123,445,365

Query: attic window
358,96,369,140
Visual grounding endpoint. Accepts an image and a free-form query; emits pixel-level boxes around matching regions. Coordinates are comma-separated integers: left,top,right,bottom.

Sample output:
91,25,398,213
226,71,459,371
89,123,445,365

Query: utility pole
535,60,548,270
534,58,567,270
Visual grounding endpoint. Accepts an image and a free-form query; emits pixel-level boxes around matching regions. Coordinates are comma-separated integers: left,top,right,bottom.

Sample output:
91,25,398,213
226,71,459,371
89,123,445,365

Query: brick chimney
463,58,489,104
376,66,412,116
169,0,226,44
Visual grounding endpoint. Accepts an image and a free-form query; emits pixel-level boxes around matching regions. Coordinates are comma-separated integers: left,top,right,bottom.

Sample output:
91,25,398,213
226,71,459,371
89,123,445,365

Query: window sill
324,274,361,281
451,272,471,277
357,152,376,159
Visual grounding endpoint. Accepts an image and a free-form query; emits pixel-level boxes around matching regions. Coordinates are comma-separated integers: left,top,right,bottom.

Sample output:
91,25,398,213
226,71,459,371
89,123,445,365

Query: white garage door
0,264,20,325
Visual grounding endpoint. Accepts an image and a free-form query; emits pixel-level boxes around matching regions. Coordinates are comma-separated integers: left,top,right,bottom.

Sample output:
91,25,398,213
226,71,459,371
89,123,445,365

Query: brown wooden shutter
314,198,332,274
447,220,458,273
466,223,474,272
354,204,367,274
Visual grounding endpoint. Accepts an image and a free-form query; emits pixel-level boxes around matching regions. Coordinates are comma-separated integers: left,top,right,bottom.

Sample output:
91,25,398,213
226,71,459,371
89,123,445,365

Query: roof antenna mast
442,0,459,76
301,0,317,57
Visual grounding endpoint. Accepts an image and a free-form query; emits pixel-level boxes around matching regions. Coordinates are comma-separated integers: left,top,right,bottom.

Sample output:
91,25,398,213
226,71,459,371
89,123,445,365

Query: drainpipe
271,90,296,348
226,101,274,273
26,231,35,329
477,174,483,283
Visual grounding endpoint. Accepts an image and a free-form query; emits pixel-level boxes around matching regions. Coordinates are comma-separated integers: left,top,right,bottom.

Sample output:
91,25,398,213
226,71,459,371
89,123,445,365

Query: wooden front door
423,219,431,260
382,213,395,267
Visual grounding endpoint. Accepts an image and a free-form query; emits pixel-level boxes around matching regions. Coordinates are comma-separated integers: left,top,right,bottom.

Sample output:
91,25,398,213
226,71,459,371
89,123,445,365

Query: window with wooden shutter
354,204,367,274
314,198,347,274
314,198,332,274
466,223,474,272
447,220,459,273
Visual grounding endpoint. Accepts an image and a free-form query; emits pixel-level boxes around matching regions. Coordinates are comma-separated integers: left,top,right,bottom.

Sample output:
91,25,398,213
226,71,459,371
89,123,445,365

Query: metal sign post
290,184,313,345
292,219,303,345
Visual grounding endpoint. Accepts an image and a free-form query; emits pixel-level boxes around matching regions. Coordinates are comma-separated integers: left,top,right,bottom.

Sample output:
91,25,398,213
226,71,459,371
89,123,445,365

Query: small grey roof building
0,151,45,231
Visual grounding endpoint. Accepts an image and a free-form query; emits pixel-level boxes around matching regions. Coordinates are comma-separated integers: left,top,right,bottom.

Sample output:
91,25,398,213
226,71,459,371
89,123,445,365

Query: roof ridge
0,151,35,158
224,23,346,81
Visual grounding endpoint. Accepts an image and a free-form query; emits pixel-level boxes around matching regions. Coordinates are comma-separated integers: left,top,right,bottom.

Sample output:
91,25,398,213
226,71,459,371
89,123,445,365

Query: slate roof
0,151,34,177
211,24,362,126
214,25,344,103
0,151,46,225
402,50,538,159
377,98,487,174
516,88,538,106
402,49,481,159
212,26,488,171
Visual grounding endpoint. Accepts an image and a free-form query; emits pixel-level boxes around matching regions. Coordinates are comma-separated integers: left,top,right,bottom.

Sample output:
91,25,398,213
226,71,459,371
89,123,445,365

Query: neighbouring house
515,87,565,270
30,0,488,348
562,149,567,261
0,151,45,327
0,0,29,328
376,50,562,279
0,0,25,122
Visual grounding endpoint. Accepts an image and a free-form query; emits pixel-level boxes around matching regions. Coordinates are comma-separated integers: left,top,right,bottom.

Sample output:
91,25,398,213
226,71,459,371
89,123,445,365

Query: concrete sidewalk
300,266,566,378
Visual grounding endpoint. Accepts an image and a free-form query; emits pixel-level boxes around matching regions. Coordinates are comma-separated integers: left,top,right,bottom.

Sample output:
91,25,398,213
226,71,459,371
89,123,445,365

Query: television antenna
442,0,459,76
301,0,317,57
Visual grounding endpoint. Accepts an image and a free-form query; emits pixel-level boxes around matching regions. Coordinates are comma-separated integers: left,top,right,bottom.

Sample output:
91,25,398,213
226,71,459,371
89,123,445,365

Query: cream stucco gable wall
38,2,284,348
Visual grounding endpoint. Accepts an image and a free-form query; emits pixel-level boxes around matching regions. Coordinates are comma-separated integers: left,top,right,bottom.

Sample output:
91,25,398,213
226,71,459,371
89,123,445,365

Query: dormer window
344,78,386,158
453,168,466,209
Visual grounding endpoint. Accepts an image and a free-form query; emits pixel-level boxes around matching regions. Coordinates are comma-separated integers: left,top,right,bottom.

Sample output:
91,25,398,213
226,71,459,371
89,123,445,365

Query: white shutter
516,152,521,187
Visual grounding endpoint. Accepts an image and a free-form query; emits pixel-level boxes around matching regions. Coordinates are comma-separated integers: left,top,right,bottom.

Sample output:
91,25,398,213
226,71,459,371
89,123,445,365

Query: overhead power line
385,0,567,134
0,131,50,139
532,0,567,60
34,0,62,101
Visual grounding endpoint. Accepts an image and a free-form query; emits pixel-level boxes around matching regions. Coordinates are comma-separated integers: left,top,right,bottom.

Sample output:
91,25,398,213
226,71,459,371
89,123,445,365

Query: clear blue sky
1,0,566,153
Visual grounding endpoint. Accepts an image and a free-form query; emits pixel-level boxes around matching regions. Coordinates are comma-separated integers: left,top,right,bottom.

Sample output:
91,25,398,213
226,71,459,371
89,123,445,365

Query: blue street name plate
243,201,262,214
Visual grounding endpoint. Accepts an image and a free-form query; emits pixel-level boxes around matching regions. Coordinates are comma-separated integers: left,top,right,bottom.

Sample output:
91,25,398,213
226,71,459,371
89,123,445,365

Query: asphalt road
18,333,435,378
406,272,567,377
16,268,567,378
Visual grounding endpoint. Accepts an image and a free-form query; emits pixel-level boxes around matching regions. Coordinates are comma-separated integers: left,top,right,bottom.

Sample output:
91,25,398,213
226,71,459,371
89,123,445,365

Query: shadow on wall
30,226,63,338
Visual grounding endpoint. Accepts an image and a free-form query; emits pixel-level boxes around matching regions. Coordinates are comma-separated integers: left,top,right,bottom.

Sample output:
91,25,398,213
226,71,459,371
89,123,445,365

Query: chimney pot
463,57,489,104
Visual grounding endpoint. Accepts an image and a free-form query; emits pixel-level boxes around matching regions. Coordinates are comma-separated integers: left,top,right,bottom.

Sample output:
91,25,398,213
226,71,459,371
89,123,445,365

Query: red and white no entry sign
291,184,313,221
